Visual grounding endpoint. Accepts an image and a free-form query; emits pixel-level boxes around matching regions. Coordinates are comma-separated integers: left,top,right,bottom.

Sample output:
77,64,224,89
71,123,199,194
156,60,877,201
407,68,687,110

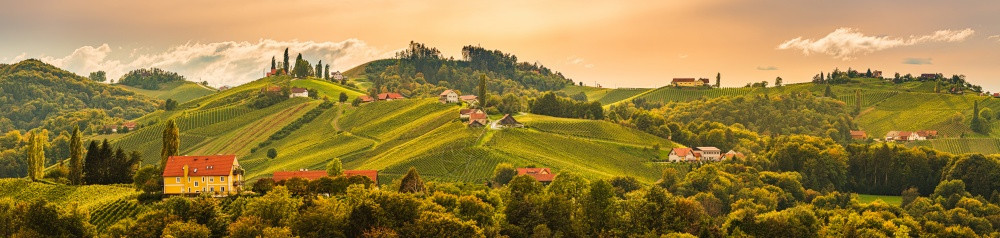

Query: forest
117,68,187,90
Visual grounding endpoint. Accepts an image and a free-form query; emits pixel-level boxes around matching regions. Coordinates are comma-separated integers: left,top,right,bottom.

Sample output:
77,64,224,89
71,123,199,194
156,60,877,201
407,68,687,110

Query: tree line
117,68,186,90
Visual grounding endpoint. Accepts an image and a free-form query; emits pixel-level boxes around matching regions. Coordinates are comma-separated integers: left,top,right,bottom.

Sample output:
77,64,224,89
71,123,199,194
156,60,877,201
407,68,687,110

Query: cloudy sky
2,0,999,90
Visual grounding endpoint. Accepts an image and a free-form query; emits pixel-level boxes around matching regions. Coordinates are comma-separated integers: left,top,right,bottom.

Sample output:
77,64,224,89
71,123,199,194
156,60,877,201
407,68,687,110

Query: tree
324,64,330,80
160,120,179,170
26,130,48,181
266,148,277,159
854,89,862,115
399,167,425,193
89,71,106,82
981,107,994,121
283,48,290,73
352,97,361,107
824,85,835,98
971,101,986,133
245,186,302,227
164,98,178,111
339,92,349,103
775,77,783,87
68,125,84,185
901,187,920,207
491,163,517,186
316,60,323,78
162,221,211,238
583,180,615,234
327,158,343,176
716,73,721,88
271,56,276,70
478,75,487,108
498,94,523,114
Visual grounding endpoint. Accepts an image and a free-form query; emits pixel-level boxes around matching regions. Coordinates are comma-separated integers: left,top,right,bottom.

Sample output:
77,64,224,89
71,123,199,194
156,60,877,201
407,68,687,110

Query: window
202,177,206,182
221,187,225,192
187,188,191,193
194,181,199,187
210,187,214,192
176,177,180,183
210,177,214,182
188,177,191,182
220,176,225,182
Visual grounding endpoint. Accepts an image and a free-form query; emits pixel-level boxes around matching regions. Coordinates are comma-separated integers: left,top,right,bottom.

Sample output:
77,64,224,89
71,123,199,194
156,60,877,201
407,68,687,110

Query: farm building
468,111,488,127
219,86,231,91
517,168,554,184
885,131,929,141
873,70,883,78
671,78,706,87
331,71,344,81
377,93,406,101
460,109,483,120
162,155,244,197
272,169,378,183
723,150,745,160
359,95,374,103
290,87,309,98
694,147,722,161
916,130,937,139
850,130,868,140
121,121,137,131
265,68,279,77
460,95,478,104
496,114,523,128
261,85,282,94
439,89,459,103
668,148,696,162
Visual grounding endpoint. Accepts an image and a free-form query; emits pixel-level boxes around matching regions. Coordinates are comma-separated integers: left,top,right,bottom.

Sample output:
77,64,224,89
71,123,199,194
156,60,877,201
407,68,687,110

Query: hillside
117,80,216,104
0,59,159,134
109,74,681,184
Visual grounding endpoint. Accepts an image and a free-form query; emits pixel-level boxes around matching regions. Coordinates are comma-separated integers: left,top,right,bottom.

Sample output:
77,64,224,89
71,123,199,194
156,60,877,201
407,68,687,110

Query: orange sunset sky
2,0,999,90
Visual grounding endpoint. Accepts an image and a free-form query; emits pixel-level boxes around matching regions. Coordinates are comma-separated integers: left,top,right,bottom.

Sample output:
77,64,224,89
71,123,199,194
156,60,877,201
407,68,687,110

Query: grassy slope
117,81,216,104
559,85,652,105
290,78,365,99
856,194,902,206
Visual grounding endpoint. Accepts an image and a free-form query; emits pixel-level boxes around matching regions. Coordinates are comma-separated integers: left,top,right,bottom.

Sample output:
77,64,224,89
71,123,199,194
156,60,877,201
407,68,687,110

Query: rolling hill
116,80,216,104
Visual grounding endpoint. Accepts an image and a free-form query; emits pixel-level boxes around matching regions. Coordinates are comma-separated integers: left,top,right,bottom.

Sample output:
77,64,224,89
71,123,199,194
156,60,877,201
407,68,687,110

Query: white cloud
18,39,393,87
566,56,594,68
777,28,975,60
990,35,1000,42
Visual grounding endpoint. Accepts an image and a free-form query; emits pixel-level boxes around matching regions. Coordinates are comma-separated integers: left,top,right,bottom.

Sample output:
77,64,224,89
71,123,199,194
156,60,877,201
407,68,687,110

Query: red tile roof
517,168,554,182
377,93,405,100
671,148,693,157
359,95,374,102
163,155,237,177
699,78,710,84
122,121,137,129
672,78,697,83
262,85,281,93
272,170,326,182
291,87,307,93
344,170,378,183
469,111,487,120
439,90,456,96
459,95,478,101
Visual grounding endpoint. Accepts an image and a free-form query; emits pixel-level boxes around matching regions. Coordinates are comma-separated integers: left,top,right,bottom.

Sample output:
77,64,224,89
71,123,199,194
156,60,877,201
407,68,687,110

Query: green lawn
118,81,216,103
290,78,365,99
855,194,902,206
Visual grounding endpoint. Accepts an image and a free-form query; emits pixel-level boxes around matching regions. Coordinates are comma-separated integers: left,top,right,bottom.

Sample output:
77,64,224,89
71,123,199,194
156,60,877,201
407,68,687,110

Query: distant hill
117,80,216,104
0,59,158,134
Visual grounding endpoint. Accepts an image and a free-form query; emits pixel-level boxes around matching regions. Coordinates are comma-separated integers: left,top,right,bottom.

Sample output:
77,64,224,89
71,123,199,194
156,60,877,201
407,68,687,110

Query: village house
916,130,938,139
272,169,378,183
219,86,231,91
460,108,483,120
377,93,406,101
265,68,279,77
517,168,554,184
359,95,374,103
671,78,706,87
920,73,940,80
460,95,478,105
873,70,883,78
331,71,345,81
496,114,523,128
468,111,488,127
885,131,930,141
993,93,1000,98
723,150,746,160
290,87,309,98
668,148,696,162
439,89,459,103
162,155,243,197
694,147,722,161
121,121,137,131
850,130,868,140
261,85,282,94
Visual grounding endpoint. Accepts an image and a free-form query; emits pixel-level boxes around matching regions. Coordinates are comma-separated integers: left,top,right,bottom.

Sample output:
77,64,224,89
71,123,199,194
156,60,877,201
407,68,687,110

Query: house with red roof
671,78,705,87
377,93,405,101
668,148,696,162
261,85,282,94
459,95,478,104
162,155,243,196
517,168,554,184
290,87,309,98
120,121,138,131
850,130,867,140
469,111,488,127
359,95,374,103
723,150,746,160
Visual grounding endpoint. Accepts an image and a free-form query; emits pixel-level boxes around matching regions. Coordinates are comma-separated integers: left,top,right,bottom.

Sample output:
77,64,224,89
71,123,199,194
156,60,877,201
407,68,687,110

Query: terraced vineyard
0,178,138,211
519,114,679,148
639,87,758,103
907,138,1000,154
856,92,980,138
596,88,650,104
835,90,899,107
290,78,365,99
89,199,146,232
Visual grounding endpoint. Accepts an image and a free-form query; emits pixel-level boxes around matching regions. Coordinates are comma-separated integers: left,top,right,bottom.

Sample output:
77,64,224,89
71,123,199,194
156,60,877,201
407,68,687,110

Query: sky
1,0,999,91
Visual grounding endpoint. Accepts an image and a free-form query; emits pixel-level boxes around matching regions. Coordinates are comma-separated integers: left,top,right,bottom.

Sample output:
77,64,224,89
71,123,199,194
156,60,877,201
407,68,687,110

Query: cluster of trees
0,59,157,134
117,68,186,90
528,92,603,119
812,68,877,84
80,139,141,185
362,42,572,99
655,92,856,142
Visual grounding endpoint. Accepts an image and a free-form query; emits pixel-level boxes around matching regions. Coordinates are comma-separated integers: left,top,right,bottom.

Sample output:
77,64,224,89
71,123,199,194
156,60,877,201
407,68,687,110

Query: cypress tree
283,48,290,73
83,141,99,184
478,75,487,107
160,120,179,171
69,125,84,185
399,167,425,193
271,56,276,70
324,64,330,80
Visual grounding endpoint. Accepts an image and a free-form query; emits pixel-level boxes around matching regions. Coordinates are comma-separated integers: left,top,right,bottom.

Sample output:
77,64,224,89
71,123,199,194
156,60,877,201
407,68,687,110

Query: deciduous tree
160,120,179,170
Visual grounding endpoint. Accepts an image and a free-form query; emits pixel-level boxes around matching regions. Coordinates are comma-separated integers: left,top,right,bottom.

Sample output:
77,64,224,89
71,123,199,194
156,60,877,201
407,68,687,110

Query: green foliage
89,70,107,82
530,92,603,119
164,98,178,111
162,220,211,238
399,167,425,193
943,154,1000,197
845,144,951,196
266,148,277,159
327,158,343,176
160,119,179,169
491,163,516,186
766,135,848,190
118,68,186,90
339,92,349,103
246,186,302,227
26,130,47,180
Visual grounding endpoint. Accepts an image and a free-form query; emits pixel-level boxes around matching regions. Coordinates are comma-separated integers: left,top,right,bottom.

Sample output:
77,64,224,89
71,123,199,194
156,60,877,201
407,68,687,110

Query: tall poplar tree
716,73,721,88
316,60,323,78
283,48,290,73
69,125,84,185
160,120,179,170
478,75,487,107
271,56,276,70
27,130,48,181
324,64,330,80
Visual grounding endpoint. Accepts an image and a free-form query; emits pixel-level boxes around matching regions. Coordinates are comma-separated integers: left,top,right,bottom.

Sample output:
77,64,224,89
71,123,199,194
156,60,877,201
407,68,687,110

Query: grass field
117,81,216,104
290,78,365,99
559,85,651,105
856,194,902,206
855,92,980,138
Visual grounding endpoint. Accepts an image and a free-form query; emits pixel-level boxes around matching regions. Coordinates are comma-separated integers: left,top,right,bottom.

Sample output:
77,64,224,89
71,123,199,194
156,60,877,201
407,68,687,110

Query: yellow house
671,78,708,87
162,155,243,196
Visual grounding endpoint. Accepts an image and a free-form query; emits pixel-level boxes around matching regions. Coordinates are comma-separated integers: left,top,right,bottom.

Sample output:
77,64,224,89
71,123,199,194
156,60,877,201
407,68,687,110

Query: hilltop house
377,93,406,101
671,78,707,87
460,95,478,105
694,147,722,161
219,86,231,91
850,130,868,140
517,168,554,184
162,155,243,196
261,85,282,94
496,114,523,128
266,68,279,77
873,70,883,78
272,169,378,183
668,148,696,162
331,71,344,81
723,150,746,160
439,90,459,103
916,130,938,139
290,87,309,98
885,131,930,141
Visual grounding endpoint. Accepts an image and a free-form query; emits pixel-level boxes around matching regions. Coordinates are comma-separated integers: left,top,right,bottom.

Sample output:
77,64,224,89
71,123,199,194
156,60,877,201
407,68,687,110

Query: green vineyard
639,87,758,103
835,90,899,107
89,199,146,232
